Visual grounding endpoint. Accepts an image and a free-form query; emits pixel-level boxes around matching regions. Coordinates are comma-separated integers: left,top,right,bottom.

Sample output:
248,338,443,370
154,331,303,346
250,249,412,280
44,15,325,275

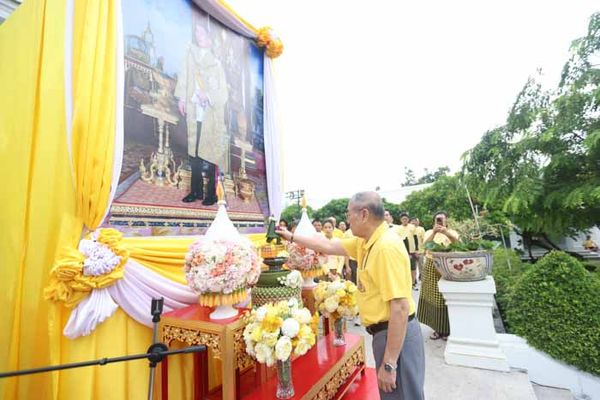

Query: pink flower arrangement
286,242,327,272
184,238,262,295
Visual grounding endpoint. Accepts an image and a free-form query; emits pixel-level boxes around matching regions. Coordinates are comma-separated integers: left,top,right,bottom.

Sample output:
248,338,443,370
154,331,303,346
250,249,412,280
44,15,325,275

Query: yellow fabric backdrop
0,0,77,398
0,0,267,398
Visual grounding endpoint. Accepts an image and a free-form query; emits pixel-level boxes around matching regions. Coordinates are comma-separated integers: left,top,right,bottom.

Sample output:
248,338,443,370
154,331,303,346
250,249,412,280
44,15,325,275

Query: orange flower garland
256,26,284,58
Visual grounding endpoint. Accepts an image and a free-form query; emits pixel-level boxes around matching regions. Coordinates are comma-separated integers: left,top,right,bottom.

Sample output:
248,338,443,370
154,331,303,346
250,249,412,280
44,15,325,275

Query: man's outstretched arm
275,228,348,256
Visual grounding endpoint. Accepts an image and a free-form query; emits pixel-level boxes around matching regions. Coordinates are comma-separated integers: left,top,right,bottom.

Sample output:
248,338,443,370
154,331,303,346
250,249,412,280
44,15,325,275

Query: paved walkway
344,288,573,399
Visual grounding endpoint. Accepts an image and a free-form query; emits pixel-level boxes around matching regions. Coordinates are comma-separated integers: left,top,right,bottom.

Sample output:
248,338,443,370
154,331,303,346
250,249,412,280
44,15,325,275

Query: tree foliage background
281,13,600,245
462,12,600,245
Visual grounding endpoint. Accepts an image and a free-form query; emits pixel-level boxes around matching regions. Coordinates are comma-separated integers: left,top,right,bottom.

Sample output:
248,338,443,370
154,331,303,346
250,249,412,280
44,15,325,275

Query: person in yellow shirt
384,210,395,227
338,221,348,234
312,219,322,233
392,213,418,289
327,216,345,238
322,219,345,279
342,227,357,283
416,211,459,341
276,192,425,399
583,235,598,252
410,217,426,280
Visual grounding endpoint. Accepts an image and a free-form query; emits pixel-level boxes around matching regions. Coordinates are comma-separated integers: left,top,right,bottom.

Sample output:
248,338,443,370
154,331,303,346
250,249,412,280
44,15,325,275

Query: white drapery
64,259,198,338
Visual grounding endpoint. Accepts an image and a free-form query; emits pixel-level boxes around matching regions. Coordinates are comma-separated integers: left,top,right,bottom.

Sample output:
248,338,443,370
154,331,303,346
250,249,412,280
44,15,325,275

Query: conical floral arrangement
184,182,262,319
286,198,327,287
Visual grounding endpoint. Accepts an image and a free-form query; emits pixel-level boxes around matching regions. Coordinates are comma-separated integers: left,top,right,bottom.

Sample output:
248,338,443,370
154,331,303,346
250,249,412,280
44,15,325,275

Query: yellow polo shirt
333,228,344,239
340,222,415,326
414,226,426,253
424,229,459,247
344,229,355,260
323,236,345,274
392,223,417,253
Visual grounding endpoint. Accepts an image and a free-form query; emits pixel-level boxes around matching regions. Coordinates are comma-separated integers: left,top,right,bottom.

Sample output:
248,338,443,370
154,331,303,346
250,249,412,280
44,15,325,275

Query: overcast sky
226,0,598,208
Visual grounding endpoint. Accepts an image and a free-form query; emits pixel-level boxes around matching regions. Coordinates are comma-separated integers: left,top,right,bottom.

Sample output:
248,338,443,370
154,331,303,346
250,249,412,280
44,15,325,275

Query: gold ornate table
159,304,252,400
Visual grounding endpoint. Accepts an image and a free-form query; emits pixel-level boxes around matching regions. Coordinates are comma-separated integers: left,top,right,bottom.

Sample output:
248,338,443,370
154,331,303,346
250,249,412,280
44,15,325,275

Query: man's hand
178,99,186,116
275,227,292,241
343,265,351,278
377,364,397,393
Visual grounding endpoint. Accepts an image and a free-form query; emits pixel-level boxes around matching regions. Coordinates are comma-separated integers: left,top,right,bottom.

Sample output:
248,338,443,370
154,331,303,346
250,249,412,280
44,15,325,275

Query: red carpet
115,179,263,214
343,368,379,399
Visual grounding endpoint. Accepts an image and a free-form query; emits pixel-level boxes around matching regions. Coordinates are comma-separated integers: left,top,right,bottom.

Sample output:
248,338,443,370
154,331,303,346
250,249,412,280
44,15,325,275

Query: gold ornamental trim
108,216,264,229
110,203,266,221
233,327,255,371
306,337,366,400
162,325,222,358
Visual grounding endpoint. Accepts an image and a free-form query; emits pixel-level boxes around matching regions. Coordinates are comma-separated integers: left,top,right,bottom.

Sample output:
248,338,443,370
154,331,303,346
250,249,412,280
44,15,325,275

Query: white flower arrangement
79,238,122,277
277,270,303,289
243,300,318,366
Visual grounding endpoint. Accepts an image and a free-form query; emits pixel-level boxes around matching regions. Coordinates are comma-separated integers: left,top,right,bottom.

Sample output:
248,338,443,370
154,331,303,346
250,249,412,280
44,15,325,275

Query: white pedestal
438,276,510,372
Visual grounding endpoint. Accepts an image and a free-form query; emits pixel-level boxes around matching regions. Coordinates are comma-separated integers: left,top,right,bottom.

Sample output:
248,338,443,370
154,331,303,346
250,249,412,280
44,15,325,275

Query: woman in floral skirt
416,211,459,340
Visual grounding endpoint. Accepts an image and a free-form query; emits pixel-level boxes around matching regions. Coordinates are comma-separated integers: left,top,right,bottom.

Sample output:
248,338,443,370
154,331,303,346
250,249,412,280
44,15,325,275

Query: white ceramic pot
430,250,492,282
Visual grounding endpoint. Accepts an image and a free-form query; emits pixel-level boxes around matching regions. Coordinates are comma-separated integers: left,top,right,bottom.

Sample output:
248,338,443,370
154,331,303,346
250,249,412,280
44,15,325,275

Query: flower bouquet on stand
286,205,327,288
313,279,359,346
184,184,262,319
243,298,319,399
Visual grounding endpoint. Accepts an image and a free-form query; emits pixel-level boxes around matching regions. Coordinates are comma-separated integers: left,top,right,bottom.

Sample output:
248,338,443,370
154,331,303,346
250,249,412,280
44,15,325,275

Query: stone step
532,383,575,400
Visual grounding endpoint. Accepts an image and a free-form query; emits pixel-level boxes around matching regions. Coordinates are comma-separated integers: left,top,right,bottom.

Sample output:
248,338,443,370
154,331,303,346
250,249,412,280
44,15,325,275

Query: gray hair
350,191,385,220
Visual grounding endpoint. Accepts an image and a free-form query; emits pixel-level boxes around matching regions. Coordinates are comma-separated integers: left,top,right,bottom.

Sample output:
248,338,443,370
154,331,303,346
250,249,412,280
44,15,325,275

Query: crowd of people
276,192,461,400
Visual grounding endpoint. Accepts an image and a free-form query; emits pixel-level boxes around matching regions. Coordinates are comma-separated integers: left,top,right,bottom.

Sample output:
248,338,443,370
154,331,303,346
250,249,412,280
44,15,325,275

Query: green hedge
505,251,600,376
491,249,527,331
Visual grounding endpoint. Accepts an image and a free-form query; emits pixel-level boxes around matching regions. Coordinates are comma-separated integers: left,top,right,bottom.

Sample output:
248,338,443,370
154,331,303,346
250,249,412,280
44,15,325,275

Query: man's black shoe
201,196,218,206
182,193,197,203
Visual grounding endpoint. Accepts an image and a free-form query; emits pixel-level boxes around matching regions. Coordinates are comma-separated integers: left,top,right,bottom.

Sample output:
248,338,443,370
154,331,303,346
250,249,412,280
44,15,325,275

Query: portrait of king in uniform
175,20,229,205
112,0,269,236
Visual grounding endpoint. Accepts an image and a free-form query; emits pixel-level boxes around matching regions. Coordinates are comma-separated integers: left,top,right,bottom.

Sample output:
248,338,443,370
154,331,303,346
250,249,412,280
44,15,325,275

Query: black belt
366,314,415,336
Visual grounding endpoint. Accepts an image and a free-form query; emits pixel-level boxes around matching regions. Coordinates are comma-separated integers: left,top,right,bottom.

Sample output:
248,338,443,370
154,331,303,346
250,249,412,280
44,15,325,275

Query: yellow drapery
0,0,268,398
0,0,77,398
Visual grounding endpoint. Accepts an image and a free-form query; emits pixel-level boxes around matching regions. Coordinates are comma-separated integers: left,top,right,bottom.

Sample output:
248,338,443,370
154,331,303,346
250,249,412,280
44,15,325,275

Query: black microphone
151,298,164,323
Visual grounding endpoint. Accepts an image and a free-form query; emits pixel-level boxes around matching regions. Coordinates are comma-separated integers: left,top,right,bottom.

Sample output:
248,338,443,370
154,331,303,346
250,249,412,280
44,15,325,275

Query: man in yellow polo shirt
276,192,425,400
410,217,426,280
392,213,418,289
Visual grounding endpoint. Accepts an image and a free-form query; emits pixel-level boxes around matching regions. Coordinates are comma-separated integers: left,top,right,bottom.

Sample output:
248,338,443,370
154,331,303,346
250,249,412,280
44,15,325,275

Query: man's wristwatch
383,362,397,373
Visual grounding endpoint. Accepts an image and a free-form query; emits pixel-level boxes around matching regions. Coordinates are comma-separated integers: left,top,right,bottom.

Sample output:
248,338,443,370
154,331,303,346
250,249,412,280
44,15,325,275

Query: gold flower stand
159,304,252,400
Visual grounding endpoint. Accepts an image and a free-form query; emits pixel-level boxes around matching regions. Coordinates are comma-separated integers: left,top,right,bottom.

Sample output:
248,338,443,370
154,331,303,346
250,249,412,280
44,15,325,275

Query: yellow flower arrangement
313,279,359,321
243,298,317,366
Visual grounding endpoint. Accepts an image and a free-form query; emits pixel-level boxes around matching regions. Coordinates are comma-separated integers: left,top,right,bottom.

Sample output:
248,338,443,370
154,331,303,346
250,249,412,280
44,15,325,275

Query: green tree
382,198,403,224
403,167,416,186
313,198,349,225
398,175,478,228
462,13,600,257
280,204,314,225
416,166,450,184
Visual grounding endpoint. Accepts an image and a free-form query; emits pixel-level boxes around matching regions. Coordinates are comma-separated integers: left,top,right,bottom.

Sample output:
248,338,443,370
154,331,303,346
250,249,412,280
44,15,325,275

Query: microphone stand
0,345,206,378
148,297,164,400
0,297,206,400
